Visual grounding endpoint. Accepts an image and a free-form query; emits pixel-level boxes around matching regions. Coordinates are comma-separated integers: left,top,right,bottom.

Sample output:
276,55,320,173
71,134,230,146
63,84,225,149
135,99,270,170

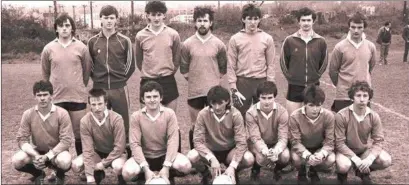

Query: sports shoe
273,167,282,182
250,168,261,185
34,171,46,185
79,171,87,182
361,174,372,185
308,167,320,184
297,165,308,185
200,168,212,185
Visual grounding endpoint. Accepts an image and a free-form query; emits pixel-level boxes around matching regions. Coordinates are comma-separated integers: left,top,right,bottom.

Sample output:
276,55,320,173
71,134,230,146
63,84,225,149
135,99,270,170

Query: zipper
305,40,308,87
106,36,110,89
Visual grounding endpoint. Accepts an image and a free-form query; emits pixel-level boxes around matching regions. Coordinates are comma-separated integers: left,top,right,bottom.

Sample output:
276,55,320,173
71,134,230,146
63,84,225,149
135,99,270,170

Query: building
170,14,193,23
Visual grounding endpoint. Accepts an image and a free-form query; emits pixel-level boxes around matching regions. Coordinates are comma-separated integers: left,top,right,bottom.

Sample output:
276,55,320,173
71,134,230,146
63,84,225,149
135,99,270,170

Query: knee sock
75,140,83,155
94,170,105,185
17,163,43,178
252,162,261,172
117,175,127,185
189,129,194,150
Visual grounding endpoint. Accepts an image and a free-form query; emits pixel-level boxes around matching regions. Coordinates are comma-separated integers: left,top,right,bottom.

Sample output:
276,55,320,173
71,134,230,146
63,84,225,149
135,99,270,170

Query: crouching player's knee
111,155,126,175
71,155,84,173
187,149,200,164
336,153,352,174
239,151,255,169
372,150,392,170
172,153,192,174
12,151,31,170
278,148,291,165
122,158,141,182
54,151,72,171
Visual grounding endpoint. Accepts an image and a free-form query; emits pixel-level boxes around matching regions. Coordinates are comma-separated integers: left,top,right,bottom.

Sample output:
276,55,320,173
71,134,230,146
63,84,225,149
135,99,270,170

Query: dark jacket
402,26,409,42
88,31,136,89
377,26,392,44
280,31,328,86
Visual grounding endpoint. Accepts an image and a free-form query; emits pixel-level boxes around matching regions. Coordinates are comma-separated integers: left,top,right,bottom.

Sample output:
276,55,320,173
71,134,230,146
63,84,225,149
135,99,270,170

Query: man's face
89,96,107,119
56,19,72,39
349,22,365,40
304,103,322,119
259,94,275,113
352,90,370,109
386,23,391,28
142,90,162,111
195,14,212,36
101,14,117,30
299,15,314,32
148,12,165,28
210,100,228,116
35,91,52,109
242,16,260,33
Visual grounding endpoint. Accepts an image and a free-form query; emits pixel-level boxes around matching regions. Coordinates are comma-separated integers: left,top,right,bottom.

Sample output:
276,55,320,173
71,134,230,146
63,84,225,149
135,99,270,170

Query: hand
358,158,373,173
261,148,269,157
223,166,235,179
33,155,47,170
183,73,189,81
308,154,323,166
267,148,279,162
94,162,105,171
144,167,155,181
158,166,170,179
314,152,325,161
231,88,246,107
210,158,222,177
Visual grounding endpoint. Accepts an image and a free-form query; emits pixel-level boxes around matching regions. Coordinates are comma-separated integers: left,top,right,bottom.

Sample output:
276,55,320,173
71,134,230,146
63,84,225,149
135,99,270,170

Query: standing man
187,86,254,185
280,7,328,116
335,81,392,184
227,3,276,118
122,81,192,184
71,89,128,185
88,5,136,146
181,6,227,149
329,12,376,113
402,22,409,63
376,21,392,65
246,81,290,184
289,85,335,185
135,1,181,112
12,80,73,184
41,13,91,159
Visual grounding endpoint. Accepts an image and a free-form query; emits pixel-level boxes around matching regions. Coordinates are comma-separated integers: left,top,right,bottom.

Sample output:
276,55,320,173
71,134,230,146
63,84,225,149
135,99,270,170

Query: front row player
187,85,255,185
289,85,336,184
122,81,192,184
12,80,73,184
246,81,290,184
335,81,392,185
71,89,128,185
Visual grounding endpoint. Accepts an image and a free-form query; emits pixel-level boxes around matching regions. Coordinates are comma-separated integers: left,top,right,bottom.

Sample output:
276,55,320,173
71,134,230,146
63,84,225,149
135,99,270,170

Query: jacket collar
98,31,118,38
291,30,323,39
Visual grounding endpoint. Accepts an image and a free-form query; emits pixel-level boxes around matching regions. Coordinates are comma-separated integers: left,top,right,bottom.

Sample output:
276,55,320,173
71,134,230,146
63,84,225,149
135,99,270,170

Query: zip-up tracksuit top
280,31,328,86
88,31,136,90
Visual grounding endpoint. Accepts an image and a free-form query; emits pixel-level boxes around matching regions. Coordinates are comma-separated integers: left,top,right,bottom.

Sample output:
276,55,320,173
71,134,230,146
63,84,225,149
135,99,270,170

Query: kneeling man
289,85,336,184
187,85,254,185
122,81,192,184
12,80,73,184
335,81,392,185
246,81,290,184
71,88,127,185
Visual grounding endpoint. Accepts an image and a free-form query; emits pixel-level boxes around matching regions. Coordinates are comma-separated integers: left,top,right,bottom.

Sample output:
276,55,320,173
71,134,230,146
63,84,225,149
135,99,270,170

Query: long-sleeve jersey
129,106,179,167
135,25,181,78
245,102,288,153
181,33,227,99
193,106,247,165
289,107,335,157
17,105,73,155
80,110,126,176
227,29,275,88
335,105,384,159
41,38,92,104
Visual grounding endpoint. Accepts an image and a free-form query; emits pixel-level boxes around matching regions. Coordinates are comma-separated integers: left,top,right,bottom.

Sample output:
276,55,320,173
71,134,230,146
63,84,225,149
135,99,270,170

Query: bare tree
53,1,57,20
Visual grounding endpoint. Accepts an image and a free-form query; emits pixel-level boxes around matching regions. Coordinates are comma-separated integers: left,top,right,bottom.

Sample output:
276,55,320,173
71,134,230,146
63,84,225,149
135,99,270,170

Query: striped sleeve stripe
118,33,133,75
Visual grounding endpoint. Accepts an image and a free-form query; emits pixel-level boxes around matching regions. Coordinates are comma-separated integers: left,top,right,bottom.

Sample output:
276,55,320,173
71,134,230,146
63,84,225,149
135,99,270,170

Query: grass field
1,32,409,184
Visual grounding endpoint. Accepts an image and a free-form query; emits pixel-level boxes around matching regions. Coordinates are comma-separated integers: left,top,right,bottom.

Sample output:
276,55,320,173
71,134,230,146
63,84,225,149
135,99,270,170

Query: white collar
195,32,213,44
348,104,372,122
91,109,109,126
35,104,57,122
298,29,314,43
141,106,165,122
301,106,324,124
347,32,367,49
384,27,390,31
147,24,166,36
210,108,230,123
256,102,277,120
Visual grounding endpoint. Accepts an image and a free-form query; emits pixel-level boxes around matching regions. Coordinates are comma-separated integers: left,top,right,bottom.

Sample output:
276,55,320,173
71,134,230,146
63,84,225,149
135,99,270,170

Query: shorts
212,148,234,166
55,102,87,111
286,82,320,102
187,96,208,110
140,75,179,105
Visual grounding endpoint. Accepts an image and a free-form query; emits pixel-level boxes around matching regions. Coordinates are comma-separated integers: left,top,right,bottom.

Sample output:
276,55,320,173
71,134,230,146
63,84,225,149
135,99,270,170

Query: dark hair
256,81,278,98
384,21,391,26
54,13,76,37
296,7,317,22
241,3,262,28
207,85,231,109
100,5,119,18
193,6,215,30
303,85,325,105
88,88,108,104
145,1,167,14
140,81,164,103
33,80,53,95
348,81,374,100
348,12,368,28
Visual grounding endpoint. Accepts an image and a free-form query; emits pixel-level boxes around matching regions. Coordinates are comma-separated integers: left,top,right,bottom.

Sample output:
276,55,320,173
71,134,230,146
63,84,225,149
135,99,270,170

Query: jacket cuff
229,161,239,169
45,150,55,160
205,153,216,162
21,143,33,153
163,161,172,168
302,150,312,159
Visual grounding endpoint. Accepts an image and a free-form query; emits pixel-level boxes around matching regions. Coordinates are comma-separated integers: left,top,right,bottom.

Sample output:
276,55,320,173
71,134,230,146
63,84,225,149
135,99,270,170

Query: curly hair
347,81,374,100
193,6,215,30
145,1,167,14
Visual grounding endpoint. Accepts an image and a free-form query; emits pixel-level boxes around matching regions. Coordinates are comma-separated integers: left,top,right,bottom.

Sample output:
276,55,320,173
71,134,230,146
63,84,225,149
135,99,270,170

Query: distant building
170,14,193,23
361,5,376,15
